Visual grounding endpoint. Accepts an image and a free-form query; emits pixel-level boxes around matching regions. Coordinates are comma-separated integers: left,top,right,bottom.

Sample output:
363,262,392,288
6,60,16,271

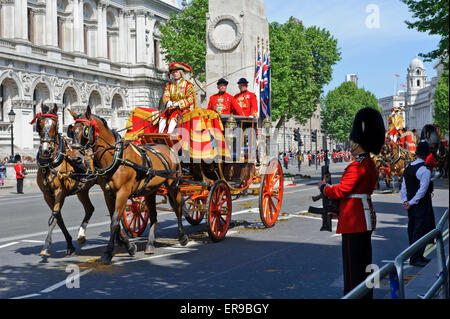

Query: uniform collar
355,152,369,162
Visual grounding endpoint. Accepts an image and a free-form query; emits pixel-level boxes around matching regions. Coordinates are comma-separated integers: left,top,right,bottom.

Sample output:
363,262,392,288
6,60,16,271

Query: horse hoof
77,236,86,246
144,245,156,255
128,243,137,256
100,254,113,265
179,235,189,246
40,249,51,257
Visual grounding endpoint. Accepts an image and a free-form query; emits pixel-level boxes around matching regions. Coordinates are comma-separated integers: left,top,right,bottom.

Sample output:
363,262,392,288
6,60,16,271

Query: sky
179,0,441,99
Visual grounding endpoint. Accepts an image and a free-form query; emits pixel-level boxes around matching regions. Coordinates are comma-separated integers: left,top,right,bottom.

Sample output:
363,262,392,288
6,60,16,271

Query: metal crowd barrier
343,208,449,299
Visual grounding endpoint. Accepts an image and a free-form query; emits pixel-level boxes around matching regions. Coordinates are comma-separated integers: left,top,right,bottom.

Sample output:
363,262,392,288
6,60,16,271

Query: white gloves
166,101,173,109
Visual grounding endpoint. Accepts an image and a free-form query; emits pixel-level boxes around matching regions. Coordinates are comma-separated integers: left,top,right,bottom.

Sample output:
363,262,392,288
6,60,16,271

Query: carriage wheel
206,181,232,242
184,198,206,225
259,159,284,227
121,197,149,237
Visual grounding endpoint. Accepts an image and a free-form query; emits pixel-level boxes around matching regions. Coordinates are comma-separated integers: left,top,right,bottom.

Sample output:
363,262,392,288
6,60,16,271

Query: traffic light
311,130,317,143
298,137,303,147
294,129,300,142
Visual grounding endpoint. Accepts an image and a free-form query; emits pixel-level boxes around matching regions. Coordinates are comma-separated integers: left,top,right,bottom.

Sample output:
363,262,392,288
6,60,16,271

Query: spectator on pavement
400,141,436,267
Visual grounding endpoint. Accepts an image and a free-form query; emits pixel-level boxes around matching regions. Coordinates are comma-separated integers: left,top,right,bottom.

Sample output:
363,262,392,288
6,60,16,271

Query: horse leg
144,193,157,254
101,189,136,264
102,190,129,248
40,192,56,257
167,185,188,246
76,188,95,246
50,191,76,256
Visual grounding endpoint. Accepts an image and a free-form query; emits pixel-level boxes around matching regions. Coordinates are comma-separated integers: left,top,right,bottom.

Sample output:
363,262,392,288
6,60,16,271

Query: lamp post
8,109,15,163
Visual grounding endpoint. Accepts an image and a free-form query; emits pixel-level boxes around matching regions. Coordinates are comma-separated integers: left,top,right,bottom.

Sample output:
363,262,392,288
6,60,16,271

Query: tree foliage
159,0,208,83
401,0,449,64
321,82,381,143
270,18,341,124
433,67,449,133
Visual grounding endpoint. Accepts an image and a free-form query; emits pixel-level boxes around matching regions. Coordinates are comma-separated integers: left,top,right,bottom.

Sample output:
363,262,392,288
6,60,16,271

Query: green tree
321,82,381,143
433,68,449,132
270,18,341,124
159,0,208,84
401,0,449,64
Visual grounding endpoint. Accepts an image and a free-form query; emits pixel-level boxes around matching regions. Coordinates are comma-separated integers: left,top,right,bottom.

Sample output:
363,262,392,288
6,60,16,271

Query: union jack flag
260,52,271,120
253,50,262,112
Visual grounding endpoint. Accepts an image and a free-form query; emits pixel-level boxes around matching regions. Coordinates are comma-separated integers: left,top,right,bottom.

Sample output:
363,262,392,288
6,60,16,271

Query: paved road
0,162,448,300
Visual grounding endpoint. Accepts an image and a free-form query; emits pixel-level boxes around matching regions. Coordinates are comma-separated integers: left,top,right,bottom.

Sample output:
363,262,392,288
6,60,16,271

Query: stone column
45,0,58,47
12,100,34,150
135,9,146,64
72,0,80,52
14,0,28,40
118,9,126,63
97,1,107,59
79,0,85,53
1,1,15,38
34,8,47,46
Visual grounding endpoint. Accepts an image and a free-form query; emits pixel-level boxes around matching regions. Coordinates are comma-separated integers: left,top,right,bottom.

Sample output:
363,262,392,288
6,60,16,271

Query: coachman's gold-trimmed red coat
234,91,258,117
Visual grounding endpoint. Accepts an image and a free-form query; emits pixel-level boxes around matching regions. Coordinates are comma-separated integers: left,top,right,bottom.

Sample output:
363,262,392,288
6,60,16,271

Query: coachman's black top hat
237,78,249,85
350,107,386,154
217,78,229,86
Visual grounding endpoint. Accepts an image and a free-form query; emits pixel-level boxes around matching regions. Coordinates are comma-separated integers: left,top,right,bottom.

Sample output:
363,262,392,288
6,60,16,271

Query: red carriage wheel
184,198,206,225
259,159,284,227
121,197,149,237
206,181,232,242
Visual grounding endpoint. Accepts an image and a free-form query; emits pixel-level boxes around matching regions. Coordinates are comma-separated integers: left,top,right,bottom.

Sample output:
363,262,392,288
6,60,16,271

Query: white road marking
0,242,20,249
10,293,42,299
39,269,93,294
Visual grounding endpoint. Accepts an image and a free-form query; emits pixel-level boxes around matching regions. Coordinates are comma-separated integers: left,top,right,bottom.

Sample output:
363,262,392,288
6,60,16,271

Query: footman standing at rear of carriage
318,107,385,299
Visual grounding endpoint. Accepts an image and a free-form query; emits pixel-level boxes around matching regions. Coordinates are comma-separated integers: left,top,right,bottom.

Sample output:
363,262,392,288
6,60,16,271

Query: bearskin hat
14,154,21,162
350,107,386,154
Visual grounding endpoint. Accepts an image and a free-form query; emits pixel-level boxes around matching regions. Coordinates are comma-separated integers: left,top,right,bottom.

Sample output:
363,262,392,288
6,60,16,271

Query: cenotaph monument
205,0,270,102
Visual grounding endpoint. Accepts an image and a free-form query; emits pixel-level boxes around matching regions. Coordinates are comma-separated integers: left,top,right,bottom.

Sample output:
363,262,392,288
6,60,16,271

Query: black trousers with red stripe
342,231,373,299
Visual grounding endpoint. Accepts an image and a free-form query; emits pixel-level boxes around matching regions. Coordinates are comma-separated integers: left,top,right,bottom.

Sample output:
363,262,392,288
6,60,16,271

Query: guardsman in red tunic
318,107,385,299
234,78,258,118
159,62,197,133
207,78,244,116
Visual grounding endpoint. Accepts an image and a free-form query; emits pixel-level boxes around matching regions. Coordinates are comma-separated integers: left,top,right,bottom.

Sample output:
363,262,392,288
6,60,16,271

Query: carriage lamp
263,117,272,163
8,109,16,163
225,114,237,159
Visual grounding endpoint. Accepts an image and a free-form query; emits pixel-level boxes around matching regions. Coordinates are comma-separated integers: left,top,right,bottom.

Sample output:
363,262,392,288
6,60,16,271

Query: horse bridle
68,117,99,151
31,113,61,162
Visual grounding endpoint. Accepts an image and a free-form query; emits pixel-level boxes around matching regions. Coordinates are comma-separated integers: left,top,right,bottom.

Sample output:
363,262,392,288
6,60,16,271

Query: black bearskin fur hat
350,107,385,154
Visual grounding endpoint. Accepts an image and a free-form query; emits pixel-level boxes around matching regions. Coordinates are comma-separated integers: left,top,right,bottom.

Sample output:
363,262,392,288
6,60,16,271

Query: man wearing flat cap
207,78,244,116
159,62,197,133
234,78,258,118
318,107,386,299
401,140,436,267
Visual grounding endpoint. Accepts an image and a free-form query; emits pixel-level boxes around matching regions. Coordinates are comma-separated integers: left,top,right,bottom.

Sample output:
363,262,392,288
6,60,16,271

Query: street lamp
8,109,15,163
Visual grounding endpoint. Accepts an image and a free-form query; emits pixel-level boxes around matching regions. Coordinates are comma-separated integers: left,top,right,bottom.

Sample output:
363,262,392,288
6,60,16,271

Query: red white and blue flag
260,52,271,120
253,50,262,113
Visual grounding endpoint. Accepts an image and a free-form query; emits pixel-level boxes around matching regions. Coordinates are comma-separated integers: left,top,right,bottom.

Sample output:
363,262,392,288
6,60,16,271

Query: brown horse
33,104,96,257
378,139,415,189
69,106,187,264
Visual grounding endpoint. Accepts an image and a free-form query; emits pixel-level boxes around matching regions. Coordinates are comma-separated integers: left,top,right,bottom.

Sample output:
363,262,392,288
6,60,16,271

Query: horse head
421,124,440,150
68,105,103,151
31,104,59,160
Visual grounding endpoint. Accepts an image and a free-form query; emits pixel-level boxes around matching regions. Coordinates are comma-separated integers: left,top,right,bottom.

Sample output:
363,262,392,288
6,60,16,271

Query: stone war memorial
205,0,270,101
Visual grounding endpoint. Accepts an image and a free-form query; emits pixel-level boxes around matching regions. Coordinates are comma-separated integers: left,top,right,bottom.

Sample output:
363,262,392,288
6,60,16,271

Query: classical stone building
378,55,443,136
0,0,180,158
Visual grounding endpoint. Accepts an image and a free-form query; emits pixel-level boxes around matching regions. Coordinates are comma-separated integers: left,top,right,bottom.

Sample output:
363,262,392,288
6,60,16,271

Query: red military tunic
323,154,378,234
234,91,258,117
426,152,438,171
207,92,244,116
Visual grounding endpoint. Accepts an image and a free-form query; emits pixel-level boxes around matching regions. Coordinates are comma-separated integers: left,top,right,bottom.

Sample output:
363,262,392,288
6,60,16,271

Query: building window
57,17,63,49
417,79,421,87
154,39,160,69
84,25,88,55
0,85,3,122
416,70,420,75
28,8,34,44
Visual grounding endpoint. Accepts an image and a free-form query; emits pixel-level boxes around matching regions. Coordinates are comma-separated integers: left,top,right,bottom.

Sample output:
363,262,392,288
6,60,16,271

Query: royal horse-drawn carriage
120,108,284,242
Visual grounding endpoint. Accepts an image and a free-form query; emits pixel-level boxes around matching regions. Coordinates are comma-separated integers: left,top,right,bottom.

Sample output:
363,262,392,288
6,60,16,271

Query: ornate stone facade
0,0,180,157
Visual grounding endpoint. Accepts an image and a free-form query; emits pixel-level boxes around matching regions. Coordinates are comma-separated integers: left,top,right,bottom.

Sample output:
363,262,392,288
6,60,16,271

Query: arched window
416,69,421,75
83,2,95,56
